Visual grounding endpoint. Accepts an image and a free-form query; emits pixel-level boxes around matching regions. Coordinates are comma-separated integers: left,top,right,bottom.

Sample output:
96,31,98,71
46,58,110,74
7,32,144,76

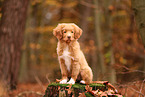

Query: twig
122,65,145,74
34,75,45,91
46,74,51,84
16,91,44,97
115,64,145,74
128,87,144,97
139,79,145,97
116,81,145,96
116,81,140,86
124,87,127,97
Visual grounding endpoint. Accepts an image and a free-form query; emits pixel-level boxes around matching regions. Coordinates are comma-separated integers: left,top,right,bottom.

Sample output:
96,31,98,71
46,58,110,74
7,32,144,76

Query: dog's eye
64,31,66,33
71,31,73,33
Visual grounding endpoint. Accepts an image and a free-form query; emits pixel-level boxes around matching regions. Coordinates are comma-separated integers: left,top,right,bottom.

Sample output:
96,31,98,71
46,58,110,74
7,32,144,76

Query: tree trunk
79,0,92,43
103,0,116,84
131,0,145,47
20,3,44,82
44,82,120,97
94,0,106,80
0,0,29,89
131,0,145,78
79,0,98,80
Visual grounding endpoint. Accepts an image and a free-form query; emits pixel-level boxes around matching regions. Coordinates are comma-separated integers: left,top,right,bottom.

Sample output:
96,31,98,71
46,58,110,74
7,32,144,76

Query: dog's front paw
67,78,75,84
60,79,67,84
80,80,86,84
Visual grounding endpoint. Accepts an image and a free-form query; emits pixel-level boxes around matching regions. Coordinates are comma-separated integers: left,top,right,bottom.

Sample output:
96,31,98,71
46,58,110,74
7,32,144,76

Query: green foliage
89,83,105,87
48,82,69,87
85,92,94,97
72,83,86,90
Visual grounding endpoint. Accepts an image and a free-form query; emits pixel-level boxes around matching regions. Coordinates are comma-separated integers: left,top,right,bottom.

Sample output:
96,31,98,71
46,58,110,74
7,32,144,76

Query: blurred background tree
0,0,29,89
131,0,145,47
0,0,144,91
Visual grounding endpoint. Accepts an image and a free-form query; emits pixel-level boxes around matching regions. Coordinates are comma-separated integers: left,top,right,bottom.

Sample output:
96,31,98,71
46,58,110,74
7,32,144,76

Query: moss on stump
44,82,124,97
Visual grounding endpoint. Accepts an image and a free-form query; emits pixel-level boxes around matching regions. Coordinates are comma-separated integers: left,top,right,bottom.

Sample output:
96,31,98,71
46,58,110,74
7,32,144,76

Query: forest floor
8,83,48,97
6,81,145,97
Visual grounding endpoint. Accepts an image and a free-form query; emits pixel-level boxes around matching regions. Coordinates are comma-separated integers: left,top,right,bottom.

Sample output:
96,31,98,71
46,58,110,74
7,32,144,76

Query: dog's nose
67,36,71,38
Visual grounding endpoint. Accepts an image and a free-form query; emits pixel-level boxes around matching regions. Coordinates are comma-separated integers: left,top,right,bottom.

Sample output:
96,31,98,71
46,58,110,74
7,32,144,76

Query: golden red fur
53,23,93,84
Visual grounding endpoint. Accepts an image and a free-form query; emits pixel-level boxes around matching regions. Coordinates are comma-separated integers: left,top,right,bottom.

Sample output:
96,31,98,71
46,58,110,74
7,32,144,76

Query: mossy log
44,81,124,97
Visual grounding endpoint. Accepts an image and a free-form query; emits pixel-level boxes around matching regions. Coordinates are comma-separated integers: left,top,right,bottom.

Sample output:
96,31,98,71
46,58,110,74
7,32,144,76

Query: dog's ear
72,24,82,39
53,24,65,40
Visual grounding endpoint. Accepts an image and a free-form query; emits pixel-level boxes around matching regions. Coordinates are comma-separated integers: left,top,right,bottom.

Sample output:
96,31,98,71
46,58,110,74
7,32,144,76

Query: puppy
53,23,93,84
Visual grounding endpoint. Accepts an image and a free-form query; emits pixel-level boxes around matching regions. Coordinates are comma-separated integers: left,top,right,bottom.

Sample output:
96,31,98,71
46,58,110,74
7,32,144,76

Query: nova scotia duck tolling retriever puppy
53,23,93,84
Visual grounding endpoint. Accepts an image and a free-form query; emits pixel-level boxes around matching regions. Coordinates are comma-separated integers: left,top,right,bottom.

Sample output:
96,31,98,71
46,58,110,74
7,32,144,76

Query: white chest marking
60,46,72,71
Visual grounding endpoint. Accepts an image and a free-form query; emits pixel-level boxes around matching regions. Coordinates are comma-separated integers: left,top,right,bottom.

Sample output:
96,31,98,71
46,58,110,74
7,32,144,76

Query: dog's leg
59,58,68,84
67,59,80,84
80,67,93,84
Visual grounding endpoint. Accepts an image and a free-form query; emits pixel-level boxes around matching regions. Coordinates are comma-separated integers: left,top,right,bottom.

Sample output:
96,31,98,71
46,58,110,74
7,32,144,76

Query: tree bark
131,0,145,47
94,0,106,80
79,0,98,80
131,0,145,78
103,0,116,84
79,0,92,43
0,0,29,89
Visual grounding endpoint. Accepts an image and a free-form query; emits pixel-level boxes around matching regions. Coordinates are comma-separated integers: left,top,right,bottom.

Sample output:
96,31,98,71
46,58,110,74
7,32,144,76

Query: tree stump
44,81,124,97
